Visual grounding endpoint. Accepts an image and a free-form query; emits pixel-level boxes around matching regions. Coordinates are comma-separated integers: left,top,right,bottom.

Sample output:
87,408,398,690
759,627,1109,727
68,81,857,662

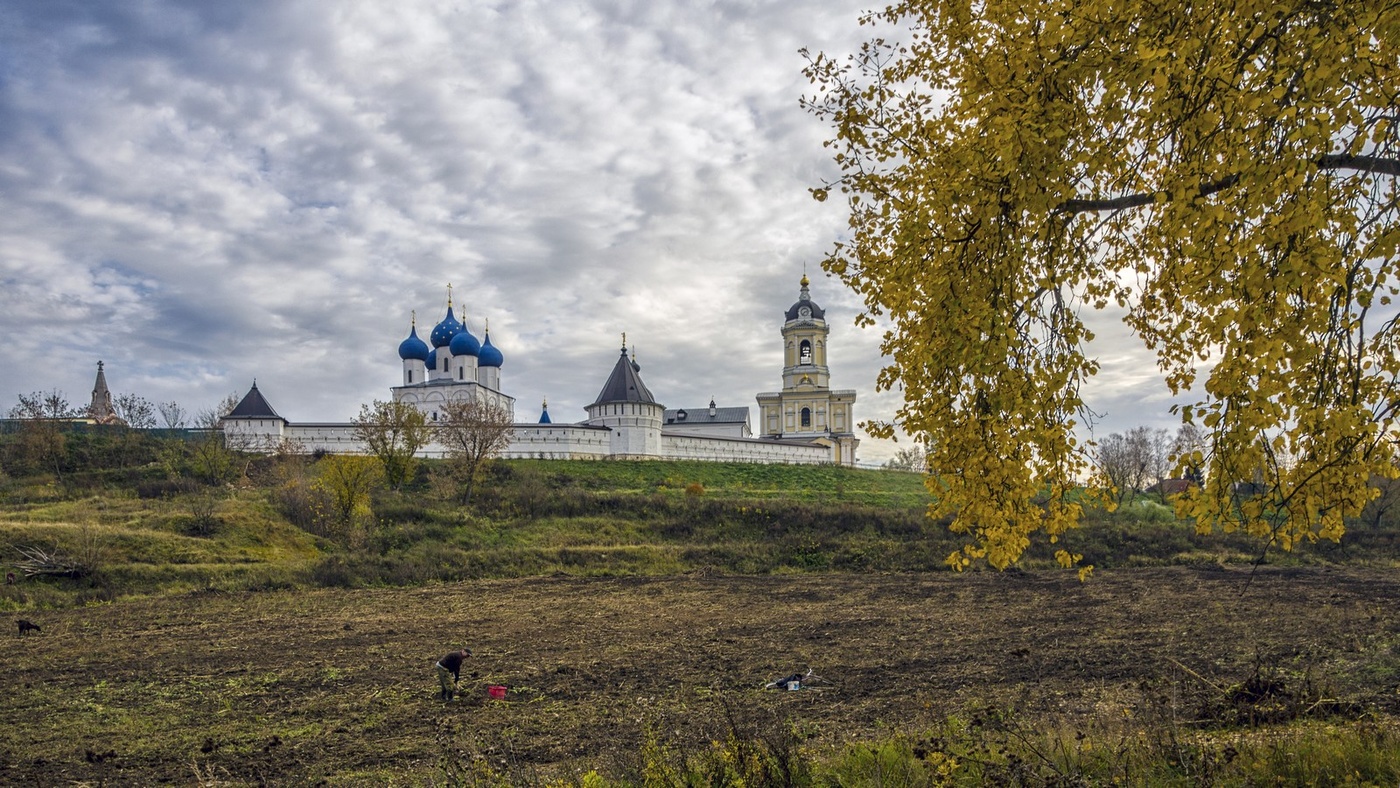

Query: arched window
800,340,813,365
801,407,812,428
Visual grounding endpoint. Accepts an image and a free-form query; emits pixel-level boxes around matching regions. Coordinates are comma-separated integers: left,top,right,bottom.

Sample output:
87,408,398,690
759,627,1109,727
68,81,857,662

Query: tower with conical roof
756,275,859,465
586,336,664,458
221,380,287,448
86,361,125,426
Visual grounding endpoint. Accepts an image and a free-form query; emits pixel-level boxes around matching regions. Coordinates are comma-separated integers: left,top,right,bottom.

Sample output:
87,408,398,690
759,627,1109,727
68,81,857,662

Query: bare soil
3,565,1399,785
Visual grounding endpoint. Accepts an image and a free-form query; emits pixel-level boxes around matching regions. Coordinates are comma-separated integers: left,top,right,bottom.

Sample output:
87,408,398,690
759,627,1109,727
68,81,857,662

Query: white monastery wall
661,433,831,465
504,424,612,459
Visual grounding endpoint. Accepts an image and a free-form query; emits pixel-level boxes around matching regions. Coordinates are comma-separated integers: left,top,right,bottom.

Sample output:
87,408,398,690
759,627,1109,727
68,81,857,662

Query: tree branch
1318,153,1400,178
1056,154,1400,215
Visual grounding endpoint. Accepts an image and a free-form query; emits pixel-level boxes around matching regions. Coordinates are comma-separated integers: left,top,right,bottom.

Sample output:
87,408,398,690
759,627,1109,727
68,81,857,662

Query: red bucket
488,685,507,700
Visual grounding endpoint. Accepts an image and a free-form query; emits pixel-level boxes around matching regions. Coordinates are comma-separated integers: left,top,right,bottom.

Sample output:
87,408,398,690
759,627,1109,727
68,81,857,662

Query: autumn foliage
805,0,1399,570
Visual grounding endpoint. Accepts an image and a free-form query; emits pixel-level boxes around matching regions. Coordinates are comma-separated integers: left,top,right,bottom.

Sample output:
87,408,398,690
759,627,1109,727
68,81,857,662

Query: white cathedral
222,275,860,466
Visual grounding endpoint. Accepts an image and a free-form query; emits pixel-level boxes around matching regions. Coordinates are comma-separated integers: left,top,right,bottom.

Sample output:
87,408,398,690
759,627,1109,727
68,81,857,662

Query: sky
0,0,1194,466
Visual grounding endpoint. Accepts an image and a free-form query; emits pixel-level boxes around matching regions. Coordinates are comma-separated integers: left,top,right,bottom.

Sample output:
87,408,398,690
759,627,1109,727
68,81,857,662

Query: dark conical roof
591,347,657,406
226,382,284,420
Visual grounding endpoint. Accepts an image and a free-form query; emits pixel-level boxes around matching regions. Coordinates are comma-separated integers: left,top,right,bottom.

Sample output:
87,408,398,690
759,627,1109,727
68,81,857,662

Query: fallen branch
13,544,96,579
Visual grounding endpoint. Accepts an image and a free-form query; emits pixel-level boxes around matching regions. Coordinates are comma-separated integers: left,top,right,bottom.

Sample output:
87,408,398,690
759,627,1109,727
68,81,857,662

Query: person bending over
436,648,472,701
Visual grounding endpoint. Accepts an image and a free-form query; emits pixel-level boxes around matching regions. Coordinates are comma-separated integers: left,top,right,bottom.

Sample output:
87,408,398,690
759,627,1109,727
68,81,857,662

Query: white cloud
0,0,1188,465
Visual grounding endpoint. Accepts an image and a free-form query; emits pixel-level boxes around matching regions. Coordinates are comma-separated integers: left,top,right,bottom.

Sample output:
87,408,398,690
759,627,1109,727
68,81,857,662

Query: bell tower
779,274,831,391
756,275,859,464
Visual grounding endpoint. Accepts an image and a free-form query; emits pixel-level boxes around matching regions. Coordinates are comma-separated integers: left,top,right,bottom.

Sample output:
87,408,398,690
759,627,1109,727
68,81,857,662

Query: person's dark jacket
438,650,470,680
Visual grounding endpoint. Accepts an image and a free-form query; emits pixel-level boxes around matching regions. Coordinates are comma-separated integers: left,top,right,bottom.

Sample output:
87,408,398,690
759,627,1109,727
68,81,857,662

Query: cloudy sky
0,0,1191,465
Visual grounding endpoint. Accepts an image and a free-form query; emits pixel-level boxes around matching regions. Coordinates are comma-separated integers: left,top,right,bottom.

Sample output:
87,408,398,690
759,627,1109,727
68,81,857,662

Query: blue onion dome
430,305,463,348
426,348,438,371
398,321,430,361
449,324,481,356
539,398,552,424
478,329,504,367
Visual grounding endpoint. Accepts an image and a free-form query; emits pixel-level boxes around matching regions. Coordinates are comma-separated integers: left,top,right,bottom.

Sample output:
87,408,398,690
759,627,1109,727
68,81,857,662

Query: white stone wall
661,432,831,464
222,417,286,450
504,424,612,459
287,423,363,454
223,416,839,465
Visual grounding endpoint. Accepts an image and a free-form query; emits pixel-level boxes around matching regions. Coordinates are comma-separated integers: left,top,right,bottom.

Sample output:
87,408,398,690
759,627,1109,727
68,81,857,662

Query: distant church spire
87,360,123,425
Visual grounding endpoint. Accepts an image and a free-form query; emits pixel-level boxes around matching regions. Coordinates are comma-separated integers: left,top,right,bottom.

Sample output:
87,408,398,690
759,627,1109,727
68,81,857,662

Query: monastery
221,276,860,465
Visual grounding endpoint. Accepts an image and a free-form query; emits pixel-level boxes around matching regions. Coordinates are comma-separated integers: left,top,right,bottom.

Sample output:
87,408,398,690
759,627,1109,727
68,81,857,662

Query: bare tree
1142,427,1173,499
106,393,156,468
157,401,188,429
437,399,514,505
8,390,78,481
1170,423,1208,486
11,390,77,420
113,393,157,429
187,393,241,485
1360,472,1400,530
353,399,431,491
196,393,242,430
1095,426,1170,507
883,446,928,473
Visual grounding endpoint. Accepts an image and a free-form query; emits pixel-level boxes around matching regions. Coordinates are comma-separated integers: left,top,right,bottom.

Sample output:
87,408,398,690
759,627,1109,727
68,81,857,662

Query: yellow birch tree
803,0,1400,571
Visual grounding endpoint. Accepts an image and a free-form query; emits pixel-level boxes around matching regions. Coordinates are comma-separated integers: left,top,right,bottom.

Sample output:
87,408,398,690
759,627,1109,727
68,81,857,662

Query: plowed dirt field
4,566,1398,784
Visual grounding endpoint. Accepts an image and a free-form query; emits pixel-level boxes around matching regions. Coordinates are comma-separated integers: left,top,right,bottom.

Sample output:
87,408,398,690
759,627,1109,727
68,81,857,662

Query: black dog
16,619,40,636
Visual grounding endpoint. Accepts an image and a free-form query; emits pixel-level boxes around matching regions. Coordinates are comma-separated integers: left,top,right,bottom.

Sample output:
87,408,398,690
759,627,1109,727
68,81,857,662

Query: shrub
136,477,203,500
372,495,435,525
180,495,223,538
272,477,320,530
308,555,359,588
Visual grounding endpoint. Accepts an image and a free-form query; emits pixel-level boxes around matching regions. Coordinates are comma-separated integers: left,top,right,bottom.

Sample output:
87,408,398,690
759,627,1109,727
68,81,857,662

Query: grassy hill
2,440,1395,612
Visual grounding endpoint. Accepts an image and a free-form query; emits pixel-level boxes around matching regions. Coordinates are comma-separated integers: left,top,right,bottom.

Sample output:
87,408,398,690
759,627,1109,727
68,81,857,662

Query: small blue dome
430,306,462,348
398,325,430,361
478,331,504,367
449,325,481,356
426,348,438,371
539,404,551,424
